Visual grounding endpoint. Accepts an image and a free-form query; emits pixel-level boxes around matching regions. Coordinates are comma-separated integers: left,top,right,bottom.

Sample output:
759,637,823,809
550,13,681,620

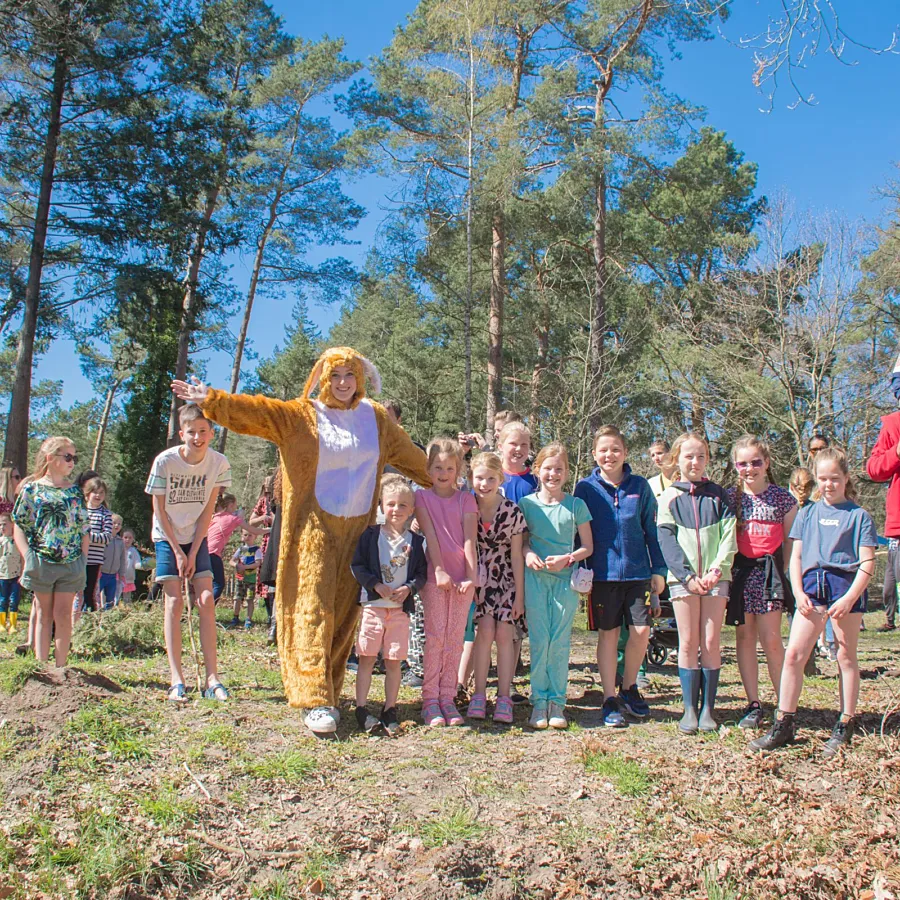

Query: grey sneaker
749,715,795,752
529,703,549,730
739,702,765,730
548,702,568,729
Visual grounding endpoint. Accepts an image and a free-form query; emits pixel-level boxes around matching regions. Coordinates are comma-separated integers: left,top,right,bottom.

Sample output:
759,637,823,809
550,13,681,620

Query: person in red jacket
865,405,900,631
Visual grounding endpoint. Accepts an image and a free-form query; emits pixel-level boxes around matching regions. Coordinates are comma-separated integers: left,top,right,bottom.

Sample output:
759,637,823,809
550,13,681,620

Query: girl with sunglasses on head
11,438,89,667
726,436,797,730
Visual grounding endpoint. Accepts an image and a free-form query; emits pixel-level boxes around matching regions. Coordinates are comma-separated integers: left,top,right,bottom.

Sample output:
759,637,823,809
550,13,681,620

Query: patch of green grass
0,728,17,761
582,749,652,797
555,818,592,850
0,830,15,868
0,655,40,694
67,702,152,761
299,846,344,890
702,864,743,900
199,722,244,750
137,784,198,831
251,872,297,899
242,750,316,783
415,803,485,848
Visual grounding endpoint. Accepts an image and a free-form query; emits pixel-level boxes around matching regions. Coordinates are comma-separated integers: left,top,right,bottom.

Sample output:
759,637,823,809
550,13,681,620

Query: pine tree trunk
486,208,504,440
3,48,68,473
530,266,549,424
167,186,221,443
588,164,607,433
218,211,276,453
91,378,121,471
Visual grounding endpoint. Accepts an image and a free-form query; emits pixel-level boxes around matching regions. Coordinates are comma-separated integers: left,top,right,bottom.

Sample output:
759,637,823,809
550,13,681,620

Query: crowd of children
6,387,891,759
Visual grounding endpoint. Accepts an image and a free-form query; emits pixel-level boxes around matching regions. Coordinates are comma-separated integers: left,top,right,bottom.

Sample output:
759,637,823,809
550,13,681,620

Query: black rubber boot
678,667,701,734
698,667,720,732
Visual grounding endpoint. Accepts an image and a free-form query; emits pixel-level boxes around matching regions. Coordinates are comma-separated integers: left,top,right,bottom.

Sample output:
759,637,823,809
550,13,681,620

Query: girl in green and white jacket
657,432,737,735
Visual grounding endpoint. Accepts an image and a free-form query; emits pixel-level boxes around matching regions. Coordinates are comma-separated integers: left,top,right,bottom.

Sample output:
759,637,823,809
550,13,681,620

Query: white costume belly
314,399,380,518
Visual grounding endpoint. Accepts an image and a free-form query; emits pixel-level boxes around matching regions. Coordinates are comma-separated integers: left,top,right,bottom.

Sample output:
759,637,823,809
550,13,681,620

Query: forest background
1,0,899,542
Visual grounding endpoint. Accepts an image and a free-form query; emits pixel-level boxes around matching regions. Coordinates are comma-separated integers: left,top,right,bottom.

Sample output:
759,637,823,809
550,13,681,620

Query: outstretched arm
383,420,432,489
172,379,297,446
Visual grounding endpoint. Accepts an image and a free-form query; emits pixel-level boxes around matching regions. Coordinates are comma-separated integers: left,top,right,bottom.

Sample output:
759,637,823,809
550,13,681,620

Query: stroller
647,595,678,667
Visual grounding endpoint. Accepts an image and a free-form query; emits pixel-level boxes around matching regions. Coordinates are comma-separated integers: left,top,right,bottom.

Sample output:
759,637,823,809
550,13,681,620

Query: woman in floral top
12,436,89,667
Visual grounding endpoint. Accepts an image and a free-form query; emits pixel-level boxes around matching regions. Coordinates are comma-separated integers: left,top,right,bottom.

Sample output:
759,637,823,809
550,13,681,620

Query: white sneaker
529,704,549,730
304,706,339,733
548,702,568,729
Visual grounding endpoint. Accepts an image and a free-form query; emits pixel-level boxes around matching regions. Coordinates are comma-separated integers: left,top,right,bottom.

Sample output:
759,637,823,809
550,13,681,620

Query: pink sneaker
493,695,514,724
440,698,464,726
422,700,446,727
467,692,487,719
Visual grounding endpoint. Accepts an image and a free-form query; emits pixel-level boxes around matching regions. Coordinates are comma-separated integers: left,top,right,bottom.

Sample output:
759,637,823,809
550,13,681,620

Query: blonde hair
470,452,504,480
426,438,465,475
593,425,627,451
381,473,415,503
813,447,857,501
731,435,773,527
33,437,76,480
0,466,19,502
789,467,815,508
532,442,570,479
496,421,531,448
667,432,709,474
111,514,123,528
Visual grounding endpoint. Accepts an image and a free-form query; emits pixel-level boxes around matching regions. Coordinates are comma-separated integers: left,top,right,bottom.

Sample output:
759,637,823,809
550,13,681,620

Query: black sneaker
510,691,529,705
822,717,855,759
226,617,240,629
401,670,423,688
739,702,765,730
355,705,380,733
877,623,896,633
381,706,400,736
749,715,795,752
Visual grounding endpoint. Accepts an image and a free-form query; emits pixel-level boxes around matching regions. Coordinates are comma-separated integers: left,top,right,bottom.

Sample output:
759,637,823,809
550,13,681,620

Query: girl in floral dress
726,435,798,730
467,453,526,724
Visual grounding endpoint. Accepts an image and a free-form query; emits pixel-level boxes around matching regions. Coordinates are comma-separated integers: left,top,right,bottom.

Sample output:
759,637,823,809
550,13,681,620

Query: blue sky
41,0,900,406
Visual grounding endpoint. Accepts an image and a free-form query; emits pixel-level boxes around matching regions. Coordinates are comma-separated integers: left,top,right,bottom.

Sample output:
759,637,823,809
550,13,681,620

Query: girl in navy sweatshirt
574,426,667,729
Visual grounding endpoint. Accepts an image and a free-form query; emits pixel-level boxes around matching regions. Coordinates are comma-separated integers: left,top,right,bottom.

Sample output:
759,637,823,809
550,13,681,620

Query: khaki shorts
356,606,410,660
20,550,86,595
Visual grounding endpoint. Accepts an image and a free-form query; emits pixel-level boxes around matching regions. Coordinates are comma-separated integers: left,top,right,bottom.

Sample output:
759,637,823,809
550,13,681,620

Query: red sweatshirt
866,411,900,536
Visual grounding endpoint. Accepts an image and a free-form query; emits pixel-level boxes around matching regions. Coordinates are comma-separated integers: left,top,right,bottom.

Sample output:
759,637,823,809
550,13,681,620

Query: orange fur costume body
200,348,430,709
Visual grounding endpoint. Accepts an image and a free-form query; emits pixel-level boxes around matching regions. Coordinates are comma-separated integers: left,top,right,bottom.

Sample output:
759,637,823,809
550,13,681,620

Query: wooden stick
183,761,212,801
183,577,203,694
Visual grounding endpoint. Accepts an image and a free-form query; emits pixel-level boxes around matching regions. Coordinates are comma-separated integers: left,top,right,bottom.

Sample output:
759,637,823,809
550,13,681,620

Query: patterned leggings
407,594,426,677
421,584,470,702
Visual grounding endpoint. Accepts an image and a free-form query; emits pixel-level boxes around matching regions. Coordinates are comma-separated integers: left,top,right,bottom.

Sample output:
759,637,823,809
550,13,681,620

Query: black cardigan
351,525,427,615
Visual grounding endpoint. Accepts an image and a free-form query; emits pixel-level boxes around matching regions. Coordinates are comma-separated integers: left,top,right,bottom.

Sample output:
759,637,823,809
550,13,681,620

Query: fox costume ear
359,356,381,395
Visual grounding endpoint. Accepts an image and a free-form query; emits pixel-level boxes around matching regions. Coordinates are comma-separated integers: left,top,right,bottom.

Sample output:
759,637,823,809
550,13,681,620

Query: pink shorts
356,606,410,660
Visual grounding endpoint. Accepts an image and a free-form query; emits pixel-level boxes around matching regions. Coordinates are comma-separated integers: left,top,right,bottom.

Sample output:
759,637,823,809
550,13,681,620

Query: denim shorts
154,539,212,583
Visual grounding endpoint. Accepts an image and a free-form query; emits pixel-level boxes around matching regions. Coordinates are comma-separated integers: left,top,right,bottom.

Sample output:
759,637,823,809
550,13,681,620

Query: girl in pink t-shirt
414,438,478,726
207,493,268,602
726,436,798,730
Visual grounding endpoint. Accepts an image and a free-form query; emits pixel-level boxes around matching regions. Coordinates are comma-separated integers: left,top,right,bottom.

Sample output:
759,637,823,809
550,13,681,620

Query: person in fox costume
172,347,430,734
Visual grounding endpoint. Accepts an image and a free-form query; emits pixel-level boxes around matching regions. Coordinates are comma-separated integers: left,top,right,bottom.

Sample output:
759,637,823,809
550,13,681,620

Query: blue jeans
154,539,212,583
0,578,20,613
98,572,118,610
210,553,226,601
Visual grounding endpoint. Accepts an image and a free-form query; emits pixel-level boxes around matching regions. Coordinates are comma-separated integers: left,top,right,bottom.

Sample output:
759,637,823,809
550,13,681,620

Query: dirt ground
0,601,898,900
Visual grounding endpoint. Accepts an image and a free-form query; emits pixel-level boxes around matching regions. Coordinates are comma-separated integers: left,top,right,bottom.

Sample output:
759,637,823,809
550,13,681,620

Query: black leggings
84,564,101,612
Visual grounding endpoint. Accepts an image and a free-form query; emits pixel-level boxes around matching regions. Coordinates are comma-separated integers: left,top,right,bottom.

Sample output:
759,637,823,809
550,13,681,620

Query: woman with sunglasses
0,464,22,516
11,437,89,667
726,436,798,730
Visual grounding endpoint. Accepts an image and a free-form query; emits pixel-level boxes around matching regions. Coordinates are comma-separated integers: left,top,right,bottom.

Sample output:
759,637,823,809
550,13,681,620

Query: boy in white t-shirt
145,405,232,702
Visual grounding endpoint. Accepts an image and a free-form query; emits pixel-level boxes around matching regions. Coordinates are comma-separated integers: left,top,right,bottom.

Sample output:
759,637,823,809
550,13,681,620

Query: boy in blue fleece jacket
574,426,667,728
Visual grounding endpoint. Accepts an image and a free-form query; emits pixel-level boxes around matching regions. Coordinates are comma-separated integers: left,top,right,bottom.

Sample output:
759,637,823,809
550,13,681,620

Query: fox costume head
302,347,382,410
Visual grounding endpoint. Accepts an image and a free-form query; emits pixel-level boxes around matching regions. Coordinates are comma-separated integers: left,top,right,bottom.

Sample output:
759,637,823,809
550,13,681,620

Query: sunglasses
57,453,78,464
735,458,765,470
